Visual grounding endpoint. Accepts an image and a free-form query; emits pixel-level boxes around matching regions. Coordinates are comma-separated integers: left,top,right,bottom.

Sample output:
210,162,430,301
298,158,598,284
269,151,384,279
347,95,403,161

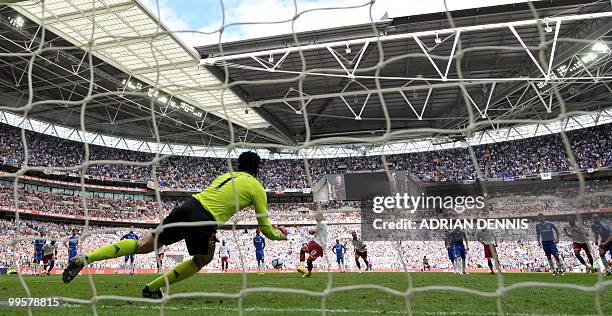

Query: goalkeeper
62,152,287,298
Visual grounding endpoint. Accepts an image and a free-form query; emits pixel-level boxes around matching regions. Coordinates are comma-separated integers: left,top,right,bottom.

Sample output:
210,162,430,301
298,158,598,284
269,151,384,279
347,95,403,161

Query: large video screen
344,172,397,200
326,174,346,200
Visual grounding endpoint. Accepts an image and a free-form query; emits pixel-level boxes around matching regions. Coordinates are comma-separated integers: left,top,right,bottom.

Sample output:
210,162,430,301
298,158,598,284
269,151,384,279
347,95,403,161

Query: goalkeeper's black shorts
154,197,217,256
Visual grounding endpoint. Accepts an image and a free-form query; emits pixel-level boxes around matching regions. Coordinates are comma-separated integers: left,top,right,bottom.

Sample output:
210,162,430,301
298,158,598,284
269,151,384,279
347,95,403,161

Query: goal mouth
0,0,611,314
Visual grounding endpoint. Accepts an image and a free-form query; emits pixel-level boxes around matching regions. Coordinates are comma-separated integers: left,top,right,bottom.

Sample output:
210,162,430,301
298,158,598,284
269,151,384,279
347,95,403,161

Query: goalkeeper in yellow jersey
62,152,288,299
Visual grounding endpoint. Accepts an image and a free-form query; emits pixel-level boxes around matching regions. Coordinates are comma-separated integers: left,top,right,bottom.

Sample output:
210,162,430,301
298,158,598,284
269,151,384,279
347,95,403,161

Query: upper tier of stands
0,123,609,191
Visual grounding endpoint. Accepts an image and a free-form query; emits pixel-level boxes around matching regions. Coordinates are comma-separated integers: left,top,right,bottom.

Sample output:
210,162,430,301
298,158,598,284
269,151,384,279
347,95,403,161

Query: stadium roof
0,0,291,147
0,0,610,153
197,0,612,146
1,107,610,158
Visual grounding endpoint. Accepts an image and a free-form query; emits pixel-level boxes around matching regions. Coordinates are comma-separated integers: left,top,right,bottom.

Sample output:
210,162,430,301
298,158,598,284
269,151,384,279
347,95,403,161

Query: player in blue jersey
591,214,612,275
332,239,346,271
535,213,564,275
253,229,266,274
32,232,46,275
443,229,455,269
448,227,469,274
121,230,139,275
64,229,79,261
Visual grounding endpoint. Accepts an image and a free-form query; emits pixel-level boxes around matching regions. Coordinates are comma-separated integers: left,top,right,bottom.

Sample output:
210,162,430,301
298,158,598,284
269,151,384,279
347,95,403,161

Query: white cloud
140,0,190,32
220,0,381,42
139,0,201,47
140,0,540,47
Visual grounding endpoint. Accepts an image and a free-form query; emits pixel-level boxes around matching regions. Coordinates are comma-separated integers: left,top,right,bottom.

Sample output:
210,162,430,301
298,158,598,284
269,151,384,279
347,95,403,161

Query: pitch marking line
57,304,599,316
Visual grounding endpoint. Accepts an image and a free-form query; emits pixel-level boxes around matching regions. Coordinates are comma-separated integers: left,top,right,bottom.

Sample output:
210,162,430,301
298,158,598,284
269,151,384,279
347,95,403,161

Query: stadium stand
0,122,610,275
0,122,609,191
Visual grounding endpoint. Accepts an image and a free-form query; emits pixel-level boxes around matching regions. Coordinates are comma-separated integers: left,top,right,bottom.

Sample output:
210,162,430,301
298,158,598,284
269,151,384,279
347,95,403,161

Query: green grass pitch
0,272,610,315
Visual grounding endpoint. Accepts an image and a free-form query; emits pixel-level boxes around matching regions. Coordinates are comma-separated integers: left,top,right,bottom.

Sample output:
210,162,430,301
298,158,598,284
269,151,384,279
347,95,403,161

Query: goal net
0,0,611,315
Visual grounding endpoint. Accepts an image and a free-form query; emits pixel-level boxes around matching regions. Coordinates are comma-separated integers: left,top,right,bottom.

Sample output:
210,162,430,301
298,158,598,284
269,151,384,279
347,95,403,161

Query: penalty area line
59,304,596,316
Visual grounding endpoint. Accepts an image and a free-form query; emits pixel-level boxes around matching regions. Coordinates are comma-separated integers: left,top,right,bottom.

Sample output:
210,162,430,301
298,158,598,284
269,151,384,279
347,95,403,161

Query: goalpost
1,0,611,315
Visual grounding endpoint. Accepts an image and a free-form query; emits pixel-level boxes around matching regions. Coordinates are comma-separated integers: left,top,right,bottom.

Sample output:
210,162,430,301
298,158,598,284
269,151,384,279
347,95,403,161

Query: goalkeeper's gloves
274,225,288,240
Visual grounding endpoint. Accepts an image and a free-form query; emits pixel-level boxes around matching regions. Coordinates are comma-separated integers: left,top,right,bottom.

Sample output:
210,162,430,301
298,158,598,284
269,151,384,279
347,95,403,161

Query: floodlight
580,52,597,64
591,41,609,53
9,15,25,28
434,33,442,44
15,16,24,28
544,19,552,33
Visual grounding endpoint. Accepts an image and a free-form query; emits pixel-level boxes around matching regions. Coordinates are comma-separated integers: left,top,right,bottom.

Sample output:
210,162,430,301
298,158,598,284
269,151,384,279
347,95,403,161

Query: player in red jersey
297,212,327,278
41,241,57,275
219,240,230,272
351,231,369,273
422,256,431,271
564,219,594,273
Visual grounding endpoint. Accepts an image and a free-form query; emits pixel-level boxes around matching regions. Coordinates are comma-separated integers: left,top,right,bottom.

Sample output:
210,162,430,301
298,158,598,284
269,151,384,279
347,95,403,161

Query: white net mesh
0,0,611,315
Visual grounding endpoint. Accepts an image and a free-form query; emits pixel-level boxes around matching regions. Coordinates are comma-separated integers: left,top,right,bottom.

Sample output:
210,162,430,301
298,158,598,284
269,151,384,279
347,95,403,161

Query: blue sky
143,0,223,30
140,0,538,47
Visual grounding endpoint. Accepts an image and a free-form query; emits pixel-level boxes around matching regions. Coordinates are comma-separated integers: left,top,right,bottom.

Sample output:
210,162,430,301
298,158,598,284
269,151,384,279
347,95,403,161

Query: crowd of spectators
1,178,610,226
0,183,368,223
0,186,168,222
2,177,609,223
0,123,610,191
2,217,610,273
0,119,610,278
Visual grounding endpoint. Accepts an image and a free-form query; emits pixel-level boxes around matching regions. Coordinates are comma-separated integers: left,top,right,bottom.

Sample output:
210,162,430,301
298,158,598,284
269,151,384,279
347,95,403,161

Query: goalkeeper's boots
62,254,87,284
297,267,307,275
302,271,312,278
142,285,163,300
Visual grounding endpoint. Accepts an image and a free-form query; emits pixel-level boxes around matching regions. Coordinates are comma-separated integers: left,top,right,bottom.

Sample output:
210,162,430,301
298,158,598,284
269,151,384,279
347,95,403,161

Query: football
271,257,283,269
